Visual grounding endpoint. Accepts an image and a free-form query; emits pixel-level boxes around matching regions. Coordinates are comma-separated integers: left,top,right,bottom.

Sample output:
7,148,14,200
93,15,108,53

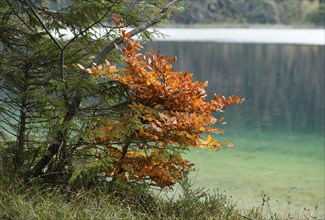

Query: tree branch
92,0,179,65
62,0,118,50
24,0,65,80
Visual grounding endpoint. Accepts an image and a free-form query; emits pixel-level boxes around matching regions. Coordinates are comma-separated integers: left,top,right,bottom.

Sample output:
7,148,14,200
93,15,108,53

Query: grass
0,177,256,220
0,179,151,220
0,176,323,220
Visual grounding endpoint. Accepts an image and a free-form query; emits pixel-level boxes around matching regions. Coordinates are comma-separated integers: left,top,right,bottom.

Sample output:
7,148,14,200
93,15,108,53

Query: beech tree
73,17,243,188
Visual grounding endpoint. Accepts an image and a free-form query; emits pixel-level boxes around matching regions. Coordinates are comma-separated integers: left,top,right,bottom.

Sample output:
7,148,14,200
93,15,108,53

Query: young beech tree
75,17,243,188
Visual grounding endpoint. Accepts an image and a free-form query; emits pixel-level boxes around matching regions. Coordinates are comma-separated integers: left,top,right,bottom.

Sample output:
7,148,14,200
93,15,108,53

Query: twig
92,0,180,65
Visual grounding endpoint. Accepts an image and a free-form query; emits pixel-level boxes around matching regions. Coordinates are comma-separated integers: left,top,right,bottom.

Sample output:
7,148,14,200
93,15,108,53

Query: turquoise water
186,131,324,217
146,42,325,217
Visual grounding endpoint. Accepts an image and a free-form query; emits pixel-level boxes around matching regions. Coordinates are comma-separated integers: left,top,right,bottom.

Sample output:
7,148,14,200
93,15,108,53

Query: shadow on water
145,41,325,216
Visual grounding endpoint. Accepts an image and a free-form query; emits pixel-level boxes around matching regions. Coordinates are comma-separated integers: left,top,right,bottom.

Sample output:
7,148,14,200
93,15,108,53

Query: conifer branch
92,0,179,65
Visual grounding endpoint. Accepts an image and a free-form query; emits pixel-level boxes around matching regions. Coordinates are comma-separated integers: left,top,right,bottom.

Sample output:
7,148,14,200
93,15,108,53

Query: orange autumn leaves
81,21,243,188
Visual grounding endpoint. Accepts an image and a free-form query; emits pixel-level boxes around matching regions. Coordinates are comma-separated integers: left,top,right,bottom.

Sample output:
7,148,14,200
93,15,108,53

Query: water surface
145,41,325,217
151,28,325,45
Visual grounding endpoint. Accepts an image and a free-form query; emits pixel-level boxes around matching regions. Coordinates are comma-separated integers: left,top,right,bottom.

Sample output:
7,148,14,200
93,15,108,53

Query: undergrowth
0,176,322,220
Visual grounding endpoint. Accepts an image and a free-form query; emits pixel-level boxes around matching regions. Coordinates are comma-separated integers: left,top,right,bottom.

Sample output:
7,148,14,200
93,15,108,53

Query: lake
146,29,325,217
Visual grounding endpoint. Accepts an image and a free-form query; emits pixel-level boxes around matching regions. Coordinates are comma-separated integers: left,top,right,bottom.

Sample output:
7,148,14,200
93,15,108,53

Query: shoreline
146,28,325,45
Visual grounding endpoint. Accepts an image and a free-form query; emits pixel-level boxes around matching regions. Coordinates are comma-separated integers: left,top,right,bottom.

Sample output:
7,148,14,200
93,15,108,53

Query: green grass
0,179,254,220
0,177,323,220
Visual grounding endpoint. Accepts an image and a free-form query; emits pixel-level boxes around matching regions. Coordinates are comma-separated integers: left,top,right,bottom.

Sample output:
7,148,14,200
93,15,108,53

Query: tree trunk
15,67,29,175
25,99,80,179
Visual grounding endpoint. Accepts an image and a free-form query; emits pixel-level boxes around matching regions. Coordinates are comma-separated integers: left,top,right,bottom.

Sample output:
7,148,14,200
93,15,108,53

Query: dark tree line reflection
146,42,324,135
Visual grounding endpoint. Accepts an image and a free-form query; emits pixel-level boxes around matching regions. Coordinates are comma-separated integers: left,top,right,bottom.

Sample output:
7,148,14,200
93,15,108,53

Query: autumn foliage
80,17,243,188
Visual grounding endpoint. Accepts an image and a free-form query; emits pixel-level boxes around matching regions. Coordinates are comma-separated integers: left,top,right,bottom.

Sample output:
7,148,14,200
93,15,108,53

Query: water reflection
146,42,325,135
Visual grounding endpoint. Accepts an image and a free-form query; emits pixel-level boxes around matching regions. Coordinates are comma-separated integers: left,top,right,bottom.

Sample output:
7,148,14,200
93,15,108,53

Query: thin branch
236,213,254,220
0,100,20,112
24,0,65,81
0,86,19,100
92,0,179,65
24,0,63,51
0,112,19,129
0,110,20,122
5,0,36,33
0,124,17,137
62,0,118,50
